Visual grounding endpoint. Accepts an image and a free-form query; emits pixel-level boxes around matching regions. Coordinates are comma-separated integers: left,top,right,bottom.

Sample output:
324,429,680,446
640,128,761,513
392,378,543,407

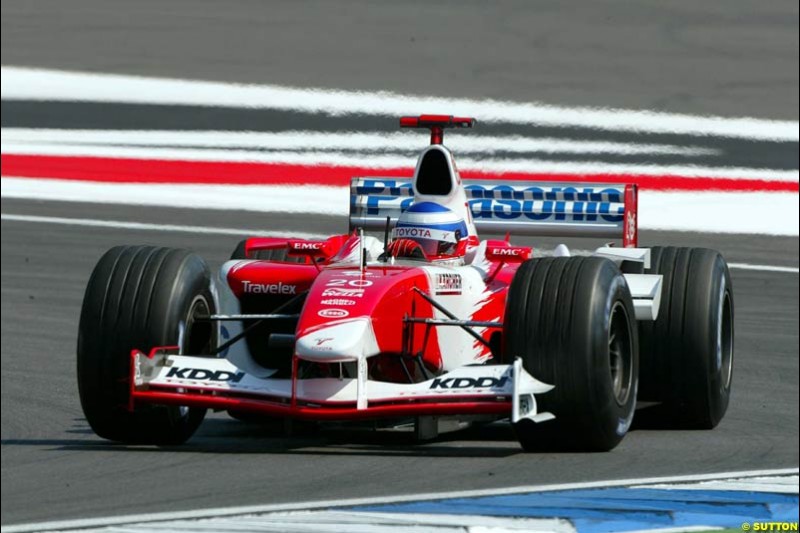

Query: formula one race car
77,115,734,451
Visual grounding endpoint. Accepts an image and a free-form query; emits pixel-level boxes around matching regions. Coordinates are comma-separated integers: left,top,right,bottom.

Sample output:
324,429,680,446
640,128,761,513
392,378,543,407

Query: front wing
130,348,555,423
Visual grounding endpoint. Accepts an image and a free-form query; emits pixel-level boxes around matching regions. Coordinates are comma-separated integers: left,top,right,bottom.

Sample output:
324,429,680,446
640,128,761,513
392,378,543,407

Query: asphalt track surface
1,198,797,526
1,0,798,528
2,0,798,120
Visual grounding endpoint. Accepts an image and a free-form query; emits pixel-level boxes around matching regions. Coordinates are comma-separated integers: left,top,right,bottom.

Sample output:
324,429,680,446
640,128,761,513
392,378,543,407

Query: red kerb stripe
1,154,797,192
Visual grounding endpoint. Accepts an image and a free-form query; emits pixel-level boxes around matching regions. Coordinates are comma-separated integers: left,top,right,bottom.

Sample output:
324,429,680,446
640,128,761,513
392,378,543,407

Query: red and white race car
77,116,734,451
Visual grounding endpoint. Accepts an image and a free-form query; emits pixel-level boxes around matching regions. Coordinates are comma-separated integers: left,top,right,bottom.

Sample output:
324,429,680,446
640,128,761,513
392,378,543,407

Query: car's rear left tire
504,257,639,452
77,246,215,444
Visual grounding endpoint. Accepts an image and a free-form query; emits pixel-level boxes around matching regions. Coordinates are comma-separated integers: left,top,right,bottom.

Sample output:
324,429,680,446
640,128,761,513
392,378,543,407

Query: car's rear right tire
504,257,639,452
638,247,734,429
228,239,300,421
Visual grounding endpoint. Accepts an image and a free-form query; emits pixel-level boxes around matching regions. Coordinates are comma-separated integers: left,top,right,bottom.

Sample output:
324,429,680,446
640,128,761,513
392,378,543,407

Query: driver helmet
391,202,469,261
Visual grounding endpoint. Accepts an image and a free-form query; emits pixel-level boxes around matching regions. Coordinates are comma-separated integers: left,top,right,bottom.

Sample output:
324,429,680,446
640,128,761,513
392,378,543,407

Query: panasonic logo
242,281,297,294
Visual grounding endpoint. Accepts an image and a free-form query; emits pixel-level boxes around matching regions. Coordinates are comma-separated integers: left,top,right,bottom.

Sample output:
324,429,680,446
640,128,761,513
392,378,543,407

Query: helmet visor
414,238,457,258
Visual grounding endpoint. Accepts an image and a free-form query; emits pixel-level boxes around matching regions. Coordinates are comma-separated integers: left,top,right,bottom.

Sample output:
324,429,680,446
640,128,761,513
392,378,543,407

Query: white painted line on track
728,262,799,274
2,66,797,142
1,468,796,533
3,178,798,235
0,214,325,240
1,178,349,216
2,213,797,274
1,127,720,157
638,474,799,493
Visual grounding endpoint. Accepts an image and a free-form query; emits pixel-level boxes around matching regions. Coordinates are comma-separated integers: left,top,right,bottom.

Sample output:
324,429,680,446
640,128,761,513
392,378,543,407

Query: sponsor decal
290,241,324,251
469,198,623,222
318,308,349,318
626,210,637,244
435,273,462,295
430,376,509,390
341,270,376,277
165,367,245,383
487,246,530,260
394,227,433,239
322,288,364,297
359,180,624,222
493,247,522,256
315,337,333,346
320,298,356,306
242,281,297,295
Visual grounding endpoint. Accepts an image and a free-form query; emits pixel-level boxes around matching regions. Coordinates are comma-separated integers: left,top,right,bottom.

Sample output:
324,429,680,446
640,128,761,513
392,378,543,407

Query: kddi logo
166,367,245,383
242,281,297,294
429,376,509,389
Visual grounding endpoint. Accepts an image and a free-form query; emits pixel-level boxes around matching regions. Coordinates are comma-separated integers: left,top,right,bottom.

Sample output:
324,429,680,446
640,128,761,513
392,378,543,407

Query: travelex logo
242,281,297,294
356,180,625,222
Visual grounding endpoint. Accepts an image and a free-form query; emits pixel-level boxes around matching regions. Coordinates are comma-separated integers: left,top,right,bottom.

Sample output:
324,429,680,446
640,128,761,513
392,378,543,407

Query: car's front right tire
77,246,215,444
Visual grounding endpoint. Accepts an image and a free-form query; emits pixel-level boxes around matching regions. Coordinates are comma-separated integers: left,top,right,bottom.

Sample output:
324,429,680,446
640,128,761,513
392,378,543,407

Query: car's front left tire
504,256,639,452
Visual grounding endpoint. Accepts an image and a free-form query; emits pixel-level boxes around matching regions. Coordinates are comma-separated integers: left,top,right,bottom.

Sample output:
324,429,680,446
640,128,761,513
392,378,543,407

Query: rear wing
350,178,639,247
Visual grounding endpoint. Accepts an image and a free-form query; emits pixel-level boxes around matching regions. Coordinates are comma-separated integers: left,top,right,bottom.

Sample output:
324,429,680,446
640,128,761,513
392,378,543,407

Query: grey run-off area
1,0,798,527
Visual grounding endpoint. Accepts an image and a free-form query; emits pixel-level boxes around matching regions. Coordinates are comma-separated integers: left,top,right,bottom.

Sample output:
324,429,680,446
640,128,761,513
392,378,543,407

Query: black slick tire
77,246,216,444
504,257,639,452
638,247,734,428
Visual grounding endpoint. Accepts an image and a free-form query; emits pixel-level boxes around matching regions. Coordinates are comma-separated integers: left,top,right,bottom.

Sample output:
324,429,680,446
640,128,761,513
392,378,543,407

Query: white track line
2,66,797,142
1,179,349,216
727,263,799,274
1,213,797,274
1,128,720,157
0,214,325,240
1,468,796,533
3,179,798,236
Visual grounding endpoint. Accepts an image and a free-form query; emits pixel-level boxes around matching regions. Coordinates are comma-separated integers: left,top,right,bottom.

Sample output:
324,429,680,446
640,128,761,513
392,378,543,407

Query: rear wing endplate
350,178,639,247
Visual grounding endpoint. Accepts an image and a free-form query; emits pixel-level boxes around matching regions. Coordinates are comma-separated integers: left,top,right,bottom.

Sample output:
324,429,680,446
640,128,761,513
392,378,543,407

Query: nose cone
295,318,379,362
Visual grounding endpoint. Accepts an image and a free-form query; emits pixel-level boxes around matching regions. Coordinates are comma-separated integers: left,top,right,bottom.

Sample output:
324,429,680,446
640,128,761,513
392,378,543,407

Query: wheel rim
177,295,213,418
608,301,634,405
718,289,734,390
183,295,213,356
